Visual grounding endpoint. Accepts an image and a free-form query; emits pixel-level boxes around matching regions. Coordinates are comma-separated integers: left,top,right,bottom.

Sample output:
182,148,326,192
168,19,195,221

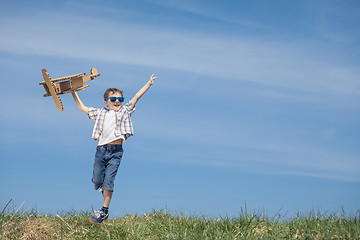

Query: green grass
0,209,359,239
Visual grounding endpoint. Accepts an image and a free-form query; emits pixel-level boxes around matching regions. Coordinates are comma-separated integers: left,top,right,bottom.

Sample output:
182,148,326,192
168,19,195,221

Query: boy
71,74,157,225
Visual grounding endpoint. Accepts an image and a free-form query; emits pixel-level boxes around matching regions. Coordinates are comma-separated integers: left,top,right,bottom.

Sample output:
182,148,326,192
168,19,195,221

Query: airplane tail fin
90,68,98,75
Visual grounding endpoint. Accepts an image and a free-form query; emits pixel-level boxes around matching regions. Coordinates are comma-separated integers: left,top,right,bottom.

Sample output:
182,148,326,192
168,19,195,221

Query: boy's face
104,91,123,111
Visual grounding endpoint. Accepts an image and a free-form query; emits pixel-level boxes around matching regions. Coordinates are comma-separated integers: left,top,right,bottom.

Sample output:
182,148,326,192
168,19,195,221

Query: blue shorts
92,144,123,192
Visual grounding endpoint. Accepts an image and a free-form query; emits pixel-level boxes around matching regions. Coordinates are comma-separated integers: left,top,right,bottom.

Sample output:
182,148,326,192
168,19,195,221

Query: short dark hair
104,88,123,100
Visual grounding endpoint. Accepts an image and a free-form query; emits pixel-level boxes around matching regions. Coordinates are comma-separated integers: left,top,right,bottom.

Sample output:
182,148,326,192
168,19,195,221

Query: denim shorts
92,144,123,192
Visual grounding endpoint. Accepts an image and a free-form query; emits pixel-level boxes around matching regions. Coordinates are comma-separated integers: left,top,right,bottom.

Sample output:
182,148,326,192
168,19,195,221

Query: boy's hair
104,88,123,100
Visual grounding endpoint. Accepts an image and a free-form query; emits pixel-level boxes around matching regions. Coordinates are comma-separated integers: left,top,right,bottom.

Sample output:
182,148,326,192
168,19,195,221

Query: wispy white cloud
0,10,359,98
133,105,360,182
134,135,360,182
305,0,360,45
146,0,271,29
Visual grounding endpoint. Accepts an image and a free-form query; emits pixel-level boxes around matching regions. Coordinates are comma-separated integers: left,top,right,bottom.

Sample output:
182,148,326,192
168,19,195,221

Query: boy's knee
101,183,114,192
92,179,103,190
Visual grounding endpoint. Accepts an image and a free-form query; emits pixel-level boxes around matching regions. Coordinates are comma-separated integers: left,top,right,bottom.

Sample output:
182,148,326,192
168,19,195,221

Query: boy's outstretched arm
72,91,89,114
130,74,157,109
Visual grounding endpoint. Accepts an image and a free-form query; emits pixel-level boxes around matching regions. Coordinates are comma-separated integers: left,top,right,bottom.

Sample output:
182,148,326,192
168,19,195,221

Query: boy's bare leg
103,190,113,208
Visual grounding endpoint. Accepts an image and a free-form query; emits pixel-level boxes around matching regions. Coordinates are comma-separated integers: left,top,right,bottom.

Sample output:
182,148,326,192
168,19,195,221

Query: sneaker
89,209,109,225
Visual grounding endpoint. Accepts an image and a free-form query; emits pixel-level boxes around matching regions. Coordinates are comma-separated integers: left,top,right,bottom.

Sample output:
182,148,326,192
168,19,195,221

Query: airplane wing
39,72,86,85
42,69,64,111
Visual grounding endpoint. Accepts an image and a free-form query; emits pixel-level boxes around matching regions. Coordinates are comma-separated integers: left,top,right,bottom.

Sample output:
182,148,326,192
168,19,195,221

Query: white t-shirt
98,110,125,146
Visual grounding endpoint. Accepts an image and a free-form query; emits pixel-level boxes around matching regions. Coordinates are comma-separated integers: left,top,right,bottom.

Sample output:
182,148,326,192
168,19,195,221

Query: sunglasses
106,96,124,102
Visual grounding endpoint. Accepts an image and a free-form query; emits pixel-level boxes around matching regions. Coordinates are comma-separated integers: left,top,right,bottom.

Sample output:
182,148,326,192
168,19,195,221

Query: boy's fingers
150,74,157,83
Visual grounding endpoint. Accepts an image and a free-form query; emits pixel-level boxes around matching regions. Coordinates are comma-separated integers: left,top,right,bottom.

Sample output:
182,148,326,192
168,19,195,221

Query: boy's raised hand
130,73,158,109
149,74,157,85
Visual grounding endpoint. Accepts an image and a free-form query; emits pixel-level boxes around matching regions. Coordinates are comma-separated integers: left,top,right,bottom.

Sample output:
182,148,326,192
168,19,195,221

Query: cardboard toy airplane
39,68,100,111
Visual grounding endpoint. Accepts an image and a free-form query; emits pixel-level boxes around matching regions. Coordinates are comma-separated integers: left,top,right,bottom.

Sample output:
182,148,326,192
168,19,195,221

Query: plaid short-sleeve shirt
88,102,135,141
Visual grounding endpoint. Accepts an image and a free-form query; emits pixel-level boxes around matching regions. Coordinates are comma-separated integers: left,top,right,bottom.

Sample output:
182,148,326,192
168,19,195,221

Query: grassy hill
1,209,359,239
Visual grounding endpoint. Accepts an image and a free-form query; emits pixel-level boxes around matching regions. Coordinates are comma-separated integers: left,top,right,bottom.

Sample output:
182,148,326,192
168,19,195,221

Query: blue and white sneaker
89,209,109,225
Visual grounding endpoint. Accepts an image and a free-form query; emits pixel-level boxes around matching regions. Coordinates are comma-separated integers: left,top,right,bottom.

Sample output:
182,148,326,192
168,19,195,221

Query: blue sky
0,0,359,218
